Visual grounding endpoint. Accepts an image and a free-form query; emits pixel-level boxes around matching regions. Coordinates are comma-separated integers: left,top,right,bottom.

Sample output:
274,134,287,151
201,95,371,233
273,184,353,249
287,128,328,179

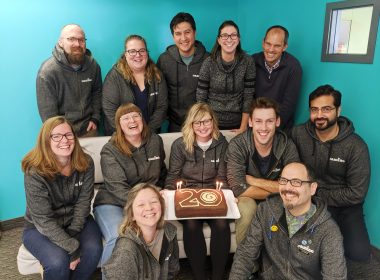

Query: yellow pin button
271,225,278,232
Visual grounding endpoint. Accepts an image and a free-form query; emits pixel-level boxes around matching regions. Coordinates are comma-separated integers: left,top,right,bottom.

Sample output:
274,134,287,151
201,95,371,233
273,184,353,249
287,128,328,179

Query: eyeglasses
193,118,213,127
310,106,336,114
51,132,75,142
125,48,147,56
120,114,142,122
66,37,86,44
219,33,239,40
278,177,312,188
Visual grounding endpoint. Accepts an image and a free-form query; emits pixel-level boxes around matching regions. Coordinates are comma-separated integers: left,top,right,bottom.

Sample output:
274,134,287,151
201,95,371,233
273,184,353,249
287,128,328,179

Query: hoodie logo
74,181,83,187
192,74,199,78
148,156,160,161
81,78,92,83
297,244,314,255
211,158,220,163
150,91,158,96
273,168,281,173
165,253,172,261
329,157,345,163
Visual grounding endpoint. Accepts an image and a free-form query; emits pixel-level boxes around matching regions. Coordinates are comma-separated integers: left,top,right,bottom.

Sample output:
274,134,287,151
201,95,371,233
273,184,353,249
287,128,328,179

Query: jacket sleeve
282,138,300,164
229,204,264,279
24,173,80,260
102,68,121,135
196,58,211,103
168,234,180,280
165,138,186,190
225,136,249,197
317,141,371,207
36,70,59,122
91,63,103,123
320,221,347,280
103,238,141,280
242,56,256,113
148,73,168,131
66,158,94,236
278,60,302,128
101,144,132,206
156,135,168,188
216,139,229,186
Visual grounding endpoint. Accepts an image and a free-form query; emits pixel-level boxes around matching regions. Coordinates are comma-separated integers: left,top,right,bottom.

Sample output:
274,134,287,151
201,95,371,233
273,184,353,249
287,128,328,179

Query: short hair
181,103,220,153
170,12,196,35
21,116,89,179
283,162,317,182
250,97,280,118
264,25,289,45
309,84,342,108
112,103,150,157
119,183,165,236
211,20,244,60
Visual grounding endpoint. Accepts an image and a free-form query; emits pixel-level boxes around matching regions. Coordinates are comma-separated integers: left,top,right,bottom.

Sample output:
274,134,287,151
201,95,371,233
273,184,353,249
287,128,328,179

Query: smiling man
36,24,102,137
157,12,209,132
291,85,372,265
226,97,299,243
229,162,347,280
252,25,302,131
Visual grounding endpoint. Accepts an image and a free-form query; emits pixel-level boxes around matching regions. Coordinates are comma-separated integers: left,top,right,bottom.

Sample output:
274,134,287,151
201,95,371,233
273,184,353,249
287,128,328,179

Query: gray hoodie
157,41,209,126
291,116,371,207
36,44,102,136
102,65,168,135
229,194,347,280
165,134,228,189
196,53,256,128
94,133,167,207
226,128,299,197
103,222,179,280
24,156,95,260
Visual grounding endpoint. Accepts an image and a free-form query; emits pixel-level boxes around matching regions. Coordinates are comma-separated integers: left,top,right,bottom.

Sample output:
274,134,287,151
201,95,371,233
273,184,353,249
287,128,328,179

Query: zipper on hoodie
201,150,206,188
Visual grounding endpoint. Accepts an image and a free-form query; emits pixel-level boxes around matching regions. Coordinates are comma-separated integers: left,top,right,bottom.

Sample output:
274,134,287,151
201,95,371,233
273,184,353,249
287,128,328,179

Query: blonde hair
21,116,89,179
181,103,220,153
116,35,161,85
119,183,165,236
112,103,150,157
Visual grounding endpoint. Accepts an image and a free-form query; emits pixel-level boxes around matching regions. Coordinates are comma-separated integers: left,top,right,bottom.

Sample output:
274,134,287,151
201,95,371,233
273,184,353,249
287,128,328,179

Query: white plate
163,189,240,220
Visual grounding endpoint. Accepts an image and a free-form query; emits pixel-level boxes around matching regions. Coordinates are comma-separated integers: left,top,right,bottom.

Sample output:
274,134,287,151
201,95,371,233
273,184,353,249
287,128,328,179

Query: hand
87,121,97,132
230,127,247,135
70,258,80,270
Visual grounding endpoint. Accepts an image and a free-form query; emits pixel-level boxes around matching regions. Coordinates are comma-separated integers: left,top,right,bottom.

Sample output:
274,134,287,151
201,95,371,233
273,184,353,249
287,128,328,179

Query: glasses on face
120,113,142,122
193,118,213,128
310,106,336,114
66,37,86,44
278,177,312,188
126,48,147,56
219,33,239,40
51,132,75,142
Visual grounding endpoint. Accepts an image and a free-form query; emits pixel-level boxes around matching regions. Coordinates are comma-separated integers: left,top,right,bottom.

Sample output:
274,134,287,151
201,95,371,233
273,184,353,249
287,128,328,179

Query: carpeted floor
1,226,379,279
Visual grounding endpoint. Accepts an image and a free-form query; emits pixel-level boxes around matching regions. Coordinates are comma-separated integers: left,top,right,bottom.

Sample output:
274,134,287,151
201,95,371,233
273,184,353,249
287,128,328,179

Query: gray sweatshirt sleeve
168,234,180,280
196,58,211,103
148,74,168,131
66,159,94,235
165,138,186,190
24,173,80,259
102,68,121,133
90,63,102,123
242,56,256,113
36,71,59,122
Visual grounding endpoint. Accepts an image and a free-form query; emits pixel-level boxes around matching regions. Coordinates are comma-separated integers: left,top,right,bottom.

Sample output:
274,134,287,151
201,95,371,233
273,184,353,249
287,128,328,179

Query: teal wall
0,0,379,246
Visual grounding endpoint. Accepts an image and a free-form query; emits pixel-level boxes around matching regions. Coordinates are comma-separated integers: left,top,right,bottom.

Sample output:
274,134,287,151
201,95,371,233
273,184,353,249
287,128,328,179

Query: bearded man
36,24,102,137
291,85,372,264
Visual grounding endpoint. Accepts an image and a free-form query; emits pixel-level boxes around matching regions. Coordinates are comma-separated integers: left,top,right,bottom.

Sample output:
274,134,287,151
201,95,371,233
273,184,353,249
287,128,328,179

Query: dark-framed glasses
193,118,213,127
51,132,75,142
309,106,336,114
278,177,312,188
66,37,86,44
126,48,147,56
219,33,239,40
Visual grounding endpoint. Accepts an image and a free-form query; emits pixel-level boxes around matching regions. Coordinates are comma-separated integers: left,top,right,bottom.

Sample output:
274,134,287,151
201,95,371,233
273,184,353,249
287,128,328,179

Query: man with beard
229,162,347,279
291,85,372,264
157,12,209,132
37,24,102,137
226,97,299,244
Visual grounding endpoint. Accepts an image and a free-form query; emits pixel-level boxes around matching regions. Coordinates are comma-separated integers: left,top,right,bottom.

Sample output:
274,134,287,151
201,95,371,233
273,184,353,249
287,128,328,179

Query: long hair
116,34,161,85
181,103,220,153
211,20,244,61
21,116,89,179
112,103,150,157
119,183,165,236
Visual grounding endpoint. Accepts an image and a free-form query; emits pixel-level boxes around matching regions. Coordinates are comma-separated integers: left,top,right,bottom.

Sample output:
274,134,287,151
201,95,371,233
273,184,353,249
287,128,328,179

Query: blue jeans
23,216,102,280
93,204,123,266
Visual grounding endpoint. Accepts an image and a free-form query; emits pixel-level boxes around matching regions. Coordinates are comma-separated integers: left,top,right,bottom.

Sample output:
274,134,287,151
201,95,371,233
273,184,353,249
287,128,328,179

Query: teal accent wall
1,0,379,247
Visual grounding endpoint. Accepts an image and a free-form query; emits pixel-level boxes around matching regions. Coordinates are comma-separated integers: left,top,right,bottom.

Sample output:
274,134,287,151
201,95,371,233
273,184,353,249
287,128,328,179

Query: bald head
59,24,85,40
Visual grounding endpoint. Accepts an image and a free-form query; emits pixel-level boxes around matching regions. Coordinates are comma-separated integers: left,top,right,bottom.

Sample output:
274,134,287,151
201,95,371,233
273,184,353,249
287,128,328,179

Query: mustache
281,190,299,196
315,117,328,122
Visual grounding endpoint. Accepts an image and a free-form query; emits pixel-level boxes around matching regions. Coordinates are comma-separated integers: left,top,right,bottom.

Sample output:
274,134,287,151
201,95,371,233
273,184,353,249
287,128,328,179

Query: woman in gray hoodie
21,116,102,280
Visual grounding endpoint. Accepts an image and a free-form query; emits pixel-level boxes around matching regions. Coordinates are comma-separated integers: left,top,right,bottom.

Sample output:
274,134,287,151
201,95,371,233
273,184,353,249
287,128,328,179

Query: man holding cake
226,97,299,244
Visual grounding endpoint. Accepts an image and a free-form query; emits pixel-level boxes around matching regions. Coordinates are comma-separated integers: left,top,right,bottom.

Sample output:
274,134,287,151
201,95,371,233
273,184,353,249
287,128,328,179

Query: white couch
17,131,238,275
